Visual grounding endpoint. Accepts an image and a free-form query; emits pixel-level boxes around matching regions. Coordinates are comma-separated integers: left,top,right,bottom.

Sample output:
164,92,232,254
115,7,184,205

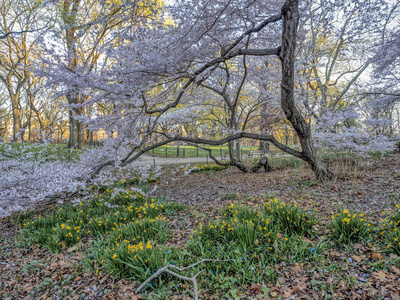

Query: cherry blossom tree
370,1,400,132
41,0,337,179
296,0,397,156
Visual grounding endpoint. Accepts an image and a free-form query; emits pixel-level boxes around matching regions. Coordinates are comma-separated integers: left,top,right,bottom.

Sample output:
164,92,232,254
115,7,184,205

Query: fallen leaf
277,276,286,284
353,243,363,250
283,289,293,297
372,270,390,282
293,262,302,273
390,292,400,300
67,245,78,253
250,283,261,293
371,253,385,260
390,266,400,275
294,285,307,295
351,255,363,262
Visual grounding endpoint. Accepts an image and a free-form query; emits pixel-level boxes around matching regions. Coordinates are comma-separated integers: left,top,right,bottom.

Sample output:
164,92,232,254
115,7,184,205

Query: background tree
0,0,50,141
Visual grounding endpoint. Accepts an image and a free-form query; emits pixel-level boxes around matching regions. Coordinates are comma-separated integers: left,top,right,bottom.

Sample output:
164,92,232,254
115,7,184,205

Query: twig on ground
136,259,232,300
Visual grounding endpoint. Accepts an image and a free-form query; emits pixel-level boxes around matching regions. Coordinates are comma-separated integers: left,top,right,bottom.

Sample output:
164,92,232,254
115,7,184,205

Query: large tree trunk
63,0,82,149
76,106,82,149
228,140,248,172
235,140,241,162
67,106,77,148
10,93,22,142
280,0,332,180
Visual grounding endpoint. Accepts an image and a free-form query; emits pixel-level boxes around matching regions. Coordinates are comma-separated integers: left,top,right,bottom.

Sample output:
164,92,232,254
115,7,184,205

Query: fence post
197,148,199,157
166,148,168,158
183,148,185,158
220,148,222,157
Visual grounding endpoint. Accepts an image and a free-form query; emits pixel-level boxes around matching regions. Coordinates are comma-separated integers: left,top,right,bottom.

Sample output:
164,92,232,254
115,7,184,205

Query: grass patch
0,142,85,162
148,145,261,158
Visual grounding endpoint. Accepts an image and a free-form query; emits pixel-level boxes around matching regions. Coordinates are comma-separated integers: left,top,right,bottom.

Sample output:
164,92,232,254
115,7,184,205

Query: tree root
136,259,232,299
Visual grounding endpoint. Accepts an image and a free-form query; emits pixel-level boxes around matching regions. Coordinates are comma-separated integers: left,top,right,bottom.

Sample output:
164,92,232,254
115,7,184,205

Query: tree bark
235,140,241,162
67,106,77,148
9,88,22,142
280,0,332,180
63,0,82,149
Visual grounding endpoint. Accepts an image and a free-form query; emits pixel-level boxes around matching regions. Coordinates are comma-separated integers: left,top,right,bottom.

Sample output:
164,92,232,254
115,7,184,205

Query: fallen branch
136,259,233,300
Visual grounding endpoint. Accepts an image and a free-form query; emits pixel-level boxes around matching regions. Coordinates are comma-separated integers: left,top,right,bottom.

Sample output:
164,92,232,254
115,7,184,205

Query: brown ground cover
1,155,400,299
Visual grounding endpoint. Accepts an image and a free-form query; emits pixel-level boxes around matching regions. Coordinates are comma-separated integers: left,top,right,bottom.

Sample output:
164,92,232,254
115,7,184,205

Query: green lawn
0,143,88,162
145,145,284,158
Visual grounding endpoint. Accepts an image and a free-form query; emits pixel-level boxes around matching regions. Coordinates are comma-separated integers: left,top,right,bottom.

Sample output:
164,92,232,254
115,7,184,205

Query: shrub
268,157,303,169
189,164,229,173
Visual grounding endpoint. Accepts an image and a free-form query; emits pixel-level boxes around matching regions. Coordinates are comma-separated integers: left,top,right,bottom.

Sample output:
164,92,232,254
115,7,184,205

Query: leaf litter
1,156,400,299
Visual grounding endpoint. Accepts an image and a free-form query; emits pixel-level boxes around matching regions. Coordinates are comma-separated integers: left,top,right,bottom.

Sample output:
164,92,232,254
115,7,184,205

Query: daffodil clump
387,204,400,228
263,199,316,236
18,176,174,285
19,184,167,252
87,239,158,279
193,218,275,250
189,163,229,173
187,201,320,287
329,210,372,244
190,203,277,251
223,203,261,221
85,217,172,280
381,204,400,255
